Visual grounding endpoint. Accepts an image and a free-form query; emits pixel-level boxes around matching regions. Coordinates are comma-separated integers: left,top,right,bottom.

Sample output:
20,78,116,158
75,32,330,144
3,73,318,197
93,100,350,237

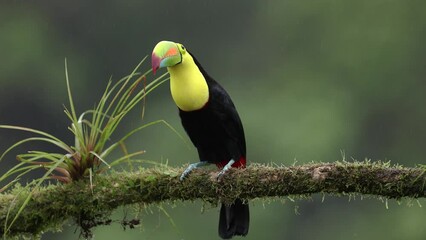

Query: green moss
1,161,426,238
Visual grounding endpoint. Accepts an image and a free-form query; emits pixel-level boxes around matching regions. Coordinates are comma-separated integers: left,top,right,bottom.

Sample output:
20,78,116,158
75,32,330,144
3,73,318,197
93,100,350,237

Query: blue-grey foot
180,161,210,181
217,159,235,180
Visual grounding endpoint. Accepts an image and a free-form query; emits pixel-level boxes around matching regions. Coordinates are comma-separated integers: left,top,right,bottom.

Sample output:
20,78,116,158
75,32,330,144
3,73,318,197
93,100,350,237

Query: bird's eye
179,44,186,54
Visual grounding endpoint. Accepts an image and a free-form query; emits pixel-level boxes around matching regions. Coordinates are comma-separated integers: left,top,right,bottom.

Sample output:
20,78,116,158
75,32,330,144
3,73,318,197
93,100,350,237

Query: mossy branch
1,161,426,237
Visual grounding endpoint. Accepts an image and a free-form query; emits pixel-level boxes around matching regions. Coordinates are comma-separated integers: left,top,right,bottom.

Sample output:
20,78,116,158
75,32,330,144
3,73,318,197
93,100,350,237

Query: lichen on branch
1,161,426,238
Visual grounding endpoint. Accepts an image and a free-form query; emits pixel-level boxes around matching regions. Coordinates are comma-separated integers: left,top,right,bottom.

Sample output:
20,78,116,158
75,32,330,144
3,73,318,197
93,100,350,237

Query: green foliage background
0,1,425,239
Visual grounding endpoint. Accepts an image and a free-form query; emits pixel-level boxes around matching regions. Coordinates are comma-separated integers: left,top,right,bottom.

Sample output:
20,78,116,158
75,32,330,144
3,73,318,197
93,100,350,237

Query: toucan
152,40,249,239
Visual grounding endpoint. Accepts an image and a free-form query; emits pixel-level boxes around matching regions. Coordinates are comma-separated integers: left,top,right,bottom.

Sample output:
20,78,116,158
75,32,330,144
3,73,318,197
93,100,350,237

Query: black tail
219,199,250,239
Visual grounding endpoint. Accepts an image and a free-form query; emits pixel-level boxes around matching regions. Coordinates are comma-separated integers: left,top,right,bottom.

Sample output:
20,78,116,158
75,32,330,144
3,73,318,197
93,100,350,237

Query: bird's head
151,40,187,74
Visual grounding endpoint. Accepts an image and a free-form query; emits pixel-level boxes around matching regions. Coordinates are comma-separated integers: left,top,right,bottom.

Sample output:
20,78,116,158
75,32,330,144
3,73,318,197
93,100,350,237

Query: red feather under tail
216,156,246,169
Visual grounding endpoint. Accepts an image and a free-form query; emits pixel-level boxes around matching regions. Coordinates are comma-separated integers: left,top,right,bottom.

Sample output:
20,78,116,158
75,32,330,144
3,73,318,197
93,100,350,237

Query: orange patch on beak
164,47,178,58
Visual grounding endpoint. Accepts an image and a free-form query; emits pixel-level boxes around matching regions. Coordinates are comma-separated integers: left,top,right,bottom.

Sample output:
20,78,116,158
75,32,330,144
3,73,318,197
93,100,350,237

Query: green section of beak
151,41,182,74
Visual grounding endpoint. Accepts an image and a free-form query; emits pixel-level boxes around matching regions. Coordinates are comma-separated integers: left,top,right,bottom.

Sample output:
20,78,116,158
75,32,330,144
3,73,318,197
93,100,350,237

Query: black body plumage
178,53,249,239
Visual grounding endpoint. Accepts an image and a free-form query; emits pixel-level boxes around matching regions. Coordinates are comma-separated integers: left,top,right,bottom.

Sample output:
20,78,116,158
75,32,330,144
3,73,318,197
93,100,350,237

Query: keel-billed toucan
152,40,249,239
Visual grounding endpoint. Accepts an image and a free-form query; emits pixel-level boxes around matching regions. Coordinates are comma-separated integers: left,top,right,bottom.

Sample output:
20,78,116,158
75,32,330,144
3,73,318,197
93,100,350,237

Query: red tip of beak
151,54,161,75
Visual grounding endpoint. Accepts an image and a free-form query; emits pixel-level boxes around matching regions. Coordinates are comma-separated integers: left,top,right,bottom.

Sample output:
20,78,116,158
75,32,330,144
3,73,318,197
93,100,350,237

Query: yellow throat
168,52,209,111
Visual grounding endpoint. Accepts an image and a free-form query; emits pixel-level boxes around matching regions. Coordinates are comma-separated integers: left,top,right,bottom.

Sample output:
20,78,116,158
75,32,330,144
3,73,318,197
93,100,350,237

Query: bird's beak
151,41,182,75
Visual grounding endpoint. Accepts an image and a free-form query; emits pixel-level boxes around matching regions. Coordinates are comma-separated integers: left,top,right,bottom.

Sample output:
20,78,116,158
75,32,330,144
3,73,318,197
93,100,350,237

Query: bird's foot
217,159,235,180
180,161,210,181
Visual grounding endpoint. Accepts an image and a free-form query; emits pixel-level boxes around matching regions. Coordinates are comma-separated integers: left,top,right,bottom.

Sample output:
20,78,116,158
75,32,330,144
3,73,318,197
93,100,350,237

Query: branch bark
1,161,425,237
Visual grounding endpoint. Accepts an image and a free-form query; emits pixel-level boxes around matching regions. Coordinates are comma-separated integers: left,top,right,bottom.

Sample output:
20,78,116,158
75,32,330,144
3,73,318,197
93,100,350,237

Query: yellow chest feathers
168,54,209,111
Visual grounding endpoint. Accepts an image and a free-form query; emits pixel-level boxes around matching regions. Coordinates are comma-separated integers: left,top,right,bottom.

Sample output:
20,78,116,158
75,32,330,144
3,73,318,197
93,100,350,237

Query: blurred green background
1,1,426,239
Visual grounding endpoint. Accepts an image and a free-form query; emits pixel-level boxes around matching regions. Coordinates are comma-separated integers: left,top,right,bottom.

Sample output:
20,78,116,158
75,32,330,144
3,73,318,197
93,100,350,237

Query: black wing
179,52,246,164
206,78,246,158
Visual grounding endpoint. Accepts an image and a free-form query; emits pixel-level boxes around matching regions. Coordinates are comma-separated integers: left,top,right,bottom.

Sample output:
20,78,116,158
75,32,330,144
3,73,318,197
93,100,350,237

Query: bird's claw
180,161,210,181
180,164,195,181
216,159,235,180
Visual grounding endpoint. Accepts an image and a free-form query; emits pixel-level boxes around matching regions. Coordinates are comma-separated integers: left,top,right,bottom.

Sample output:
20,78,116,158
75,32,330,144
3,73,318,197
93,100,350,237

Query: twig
1,161,425,237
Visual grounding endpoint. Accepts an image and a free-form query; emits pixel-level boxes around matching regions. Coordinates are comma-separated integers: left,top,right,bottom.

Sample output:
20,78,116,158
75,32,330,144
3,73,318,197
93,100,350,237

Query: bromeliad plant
0,56,171,187
0,56,182,236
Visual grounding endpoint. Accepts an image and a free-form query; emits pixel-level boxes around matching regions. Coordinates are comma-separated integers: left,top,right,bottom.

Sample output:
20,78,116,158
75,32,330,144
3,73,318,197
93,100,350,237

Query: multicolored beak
151,41,182,75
